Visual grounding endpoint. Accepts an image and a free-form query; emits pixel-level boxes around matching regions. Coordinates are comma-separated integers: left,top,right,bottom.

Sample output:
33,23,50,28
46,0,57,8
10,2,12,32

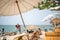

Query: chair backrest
54,27,60,33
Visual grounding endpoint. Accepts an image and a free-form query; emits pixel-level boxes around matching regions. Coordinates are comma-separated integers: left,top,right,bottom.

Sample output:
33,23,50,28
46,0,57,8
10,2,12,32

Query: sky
0,8,59,25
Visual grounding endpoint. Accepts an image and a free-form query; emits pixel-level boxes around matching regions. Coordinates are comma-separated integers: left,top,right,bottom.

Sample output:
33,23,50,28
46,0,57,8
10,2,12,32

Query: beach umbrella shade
0,0,40,27
50,18,60,27
42,13,60,27
50,18,60,24
41,14,54,22
0,0,40,16
42,13,60,22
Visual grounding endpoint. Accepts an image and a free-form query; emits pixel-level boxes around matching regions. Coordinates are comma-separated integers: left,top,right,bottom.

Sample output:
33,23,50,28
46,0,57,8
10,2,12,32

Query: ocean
0,25,54,32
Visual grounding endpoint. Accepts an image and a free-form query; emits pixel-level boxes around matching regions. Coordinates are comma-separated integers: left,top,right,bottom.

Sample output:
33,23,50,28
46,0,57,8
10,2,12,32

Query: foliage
37,0,60,10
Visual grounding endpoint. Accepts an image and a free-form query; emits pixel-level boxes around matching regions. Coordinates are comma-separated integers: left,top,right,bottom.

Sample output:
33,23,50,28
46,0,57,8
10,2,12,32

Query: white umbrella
42,13,60,27
0,0,40,16
42,14,54,22
0,0,40,27
42,13,60,22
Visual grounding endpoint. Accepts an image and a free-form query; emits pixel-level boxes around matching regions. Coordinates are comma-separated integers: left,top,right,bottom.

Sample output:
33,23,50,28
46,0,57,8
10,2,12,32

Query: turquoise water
0,25,53,32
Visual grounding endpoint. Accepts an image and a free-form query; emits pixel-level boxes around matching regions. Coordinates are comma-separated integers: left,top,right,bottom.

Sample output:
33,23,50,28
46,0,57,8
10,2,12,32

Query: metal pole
16,0,26,28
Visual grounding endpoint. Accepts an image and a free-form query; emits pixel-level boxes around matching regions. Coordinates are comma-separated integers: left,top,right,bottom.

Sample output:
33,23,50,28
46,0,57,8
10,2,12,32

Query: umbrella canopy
50,18,60,27
0,0,40,16
42,13,60,22
42,14,54,22
42,13,60,27
50,18,60,25
0,0,40,27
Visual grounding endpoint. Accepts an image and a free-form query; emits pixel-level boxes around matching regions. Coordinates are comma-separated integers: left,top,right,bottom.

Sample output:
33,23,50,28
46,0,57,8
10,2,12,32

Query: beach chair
45,27,60,40
29,30,42,40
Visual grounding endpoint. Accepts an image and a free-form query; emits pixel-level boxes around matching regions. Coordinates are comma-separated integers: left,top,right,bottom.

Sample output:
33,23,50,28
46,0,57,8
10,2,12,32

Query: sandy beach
0,33,26,40
0,31,45,40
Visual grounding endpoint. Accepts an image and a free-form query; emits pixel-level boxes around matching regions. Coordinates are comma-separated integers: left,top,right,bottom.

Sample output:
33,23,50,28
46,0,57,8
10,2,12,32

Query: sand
0,31,45,40
0,33,26,40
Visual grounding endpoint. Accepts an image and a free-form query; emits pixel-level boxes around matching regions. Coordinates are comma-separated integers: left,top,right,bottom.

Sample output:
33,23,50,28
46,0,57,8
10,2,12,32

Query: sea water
0,25,54,32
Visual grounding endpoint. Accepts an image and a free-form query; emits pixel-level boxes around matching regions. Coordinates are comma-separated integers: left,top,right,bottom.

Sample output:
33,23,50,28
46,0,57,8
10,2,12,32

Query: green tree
37,0,60,10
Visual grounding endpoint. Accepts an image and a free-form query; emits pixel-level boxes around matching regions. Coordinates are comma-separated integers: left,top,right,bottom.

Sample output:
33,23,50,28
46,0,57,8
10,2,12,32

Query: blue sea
0,25,54,32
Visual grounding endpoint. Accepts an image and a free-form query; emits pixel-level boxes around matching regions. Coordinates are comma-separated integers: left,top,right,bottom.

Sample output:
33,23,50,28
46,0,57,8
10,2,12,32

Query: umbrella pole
16,0,26,28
